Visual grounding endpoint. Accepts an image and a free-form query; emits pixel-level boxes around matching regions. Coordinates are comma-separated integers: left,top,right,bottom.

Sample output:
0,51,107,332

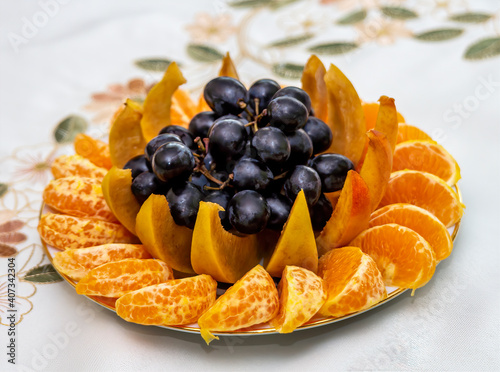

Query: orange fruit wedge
198,265,279,344
379,170,464,228
53,243,151,281
218,52,240,80
140,62,187,141
350,224,437,290
396,123,432,144
38,213,138,250
170,89,197,128
75,258,173,297
370,203,453,261
74,133,112,170
43,177,117,223
392,140,461,185
373,96,399,153
301,55,327,122
270,266,326,333
109,99,146,168
318,247,387,317
51,155,108,180
102,167,142,235
116,274,217,326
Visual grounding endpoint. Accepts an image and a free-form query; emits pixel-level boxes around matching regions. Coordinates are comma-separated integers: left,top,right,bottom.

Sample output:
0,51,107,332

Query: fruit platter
38,54,464,344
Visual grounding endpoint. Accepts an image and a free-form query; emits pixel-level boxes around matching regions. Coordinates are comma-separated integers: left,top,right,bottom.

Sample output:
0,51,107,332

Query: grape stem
204,173,234,191
273,171,289,180
194,136,206,154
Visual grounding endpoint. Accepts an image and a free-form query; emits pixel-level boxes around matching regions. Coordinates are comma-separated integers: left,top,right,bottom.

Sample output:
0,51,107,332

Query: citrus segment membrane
74,133,113,170
51,155,108,180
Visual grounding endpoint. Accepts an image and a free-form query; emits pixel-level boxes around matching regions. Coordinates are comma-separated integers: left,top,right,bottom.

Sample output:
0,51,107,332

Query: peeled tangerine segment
170,89,197,128
43,176,117,222
301,55,327,122
265,190,318,277
38,213,138,250
316,170,371,256
350,224,437,290
74,133,113,170
318,247,387,318
191,201,261,283
109,99,146,168
198,265,279,344
141,62,187,141
52,244,151,282
116,274,217,326
270,266,327,333
135,194,194,274
51,154,107,180
75,258,173,298
102,167,142,235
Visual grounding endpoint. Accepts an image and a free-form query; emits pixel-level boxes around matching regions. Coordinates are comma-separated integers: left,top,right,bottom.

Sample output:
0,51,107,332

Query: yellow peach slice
301,55,327,122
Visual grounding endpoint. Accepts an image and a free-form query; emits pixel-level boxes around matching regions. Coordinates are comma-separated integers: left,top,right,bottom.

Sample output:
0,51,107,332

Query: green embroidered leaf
271,63,304,79
308,42,358,55
0,183,8,198
450,12,492,23
22,264,63,283
337,9,367,25
464,37,500,60
54,115,88,144
267,33,314,48
381,6,418,19
187,44,224,62
269,0,300,10
135,58,172,72
414,28,464,42
228,0,271,8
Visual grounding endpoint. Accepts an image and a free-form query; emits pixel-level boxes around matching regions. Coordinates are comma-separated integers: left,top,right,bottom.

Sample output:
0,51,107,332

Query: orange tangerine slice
75,258,173,297
370,203,453,261
392,140,461,185
396,124,432,144
43,177,117,222
350,224,437,290
318,247,387,317
198,265,279,344
38,213,138,250
116,274,217,326
52,244,151,281
270,266,326,333
74,133,113,170
378,170,464,227
51,155,108,180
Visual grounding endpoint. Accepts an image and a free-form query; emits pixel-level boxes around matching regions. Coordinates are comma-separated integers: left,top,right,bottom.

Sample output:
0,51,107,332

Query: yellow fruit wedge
301,55,327,122
374,96,399,153
135,194,194,274
265,190,318,277
109,99,146,168
140,62,187,141
363,101,405,131
191,201,262,283
218,52,240,80
102,167,141,235
324,63,365,165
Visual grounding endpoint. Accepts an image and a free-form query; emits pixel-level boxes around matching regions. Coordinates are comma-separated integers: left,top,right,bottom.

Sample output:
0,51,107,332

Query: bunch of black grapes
124,76,354,235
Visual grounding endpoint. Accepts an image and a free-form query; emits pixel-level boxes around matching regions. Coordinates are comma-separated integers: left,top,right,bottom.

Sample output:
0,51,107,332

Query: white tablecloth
1,0,499,371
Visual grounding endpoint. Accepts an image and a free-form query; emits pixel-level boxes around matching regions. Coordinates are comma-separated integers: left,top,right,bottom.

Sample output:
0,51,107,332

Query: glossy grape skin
232,158,273,192
159,125,195,149
124,155,151,179
265,193,292,231
251,127,290,166
267,97,308,133
228,190,270,234
188,111,217,139
284,165,322,206
204,77,248,116
145,133,182,162
310,153,354,193
303,117,333,154
272,86,312,113
131,172,167,204
208,119,248,162
248,79,281,114
285,129,313,167
309,193,333,231
166,182,204,229
204,190,232,210
152,142,195,183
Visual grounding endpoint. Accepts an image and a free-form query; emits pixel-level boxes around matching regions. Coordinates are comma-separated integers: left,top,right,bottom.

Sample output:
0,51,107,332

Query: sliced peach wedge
191,201,262,283
316,170,371,256
301,55,327,122
218,52,240,80
135,194,194,275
